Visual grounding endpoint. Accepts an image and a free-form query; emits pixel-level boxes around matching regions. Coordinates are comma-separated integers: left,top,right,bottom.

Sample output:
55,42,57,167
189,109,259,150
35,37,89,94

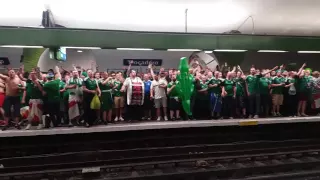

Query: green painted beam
0,27,320,51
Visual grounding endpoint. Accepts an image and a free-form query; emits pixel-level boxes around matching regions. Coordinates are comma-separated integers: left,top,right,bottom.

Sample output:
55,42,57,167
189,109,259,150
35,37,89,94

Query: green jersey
26,80,43,99
234,78,245,96
222,79,235,96
197,81,208,100
43,79,61,102
259,77,271,95
113,81,124,97
83,78,97,91
246,75,261,94
167,81,179,97
99,81,113,92
298,76,312,93
272,77,285,94
208,78,222,94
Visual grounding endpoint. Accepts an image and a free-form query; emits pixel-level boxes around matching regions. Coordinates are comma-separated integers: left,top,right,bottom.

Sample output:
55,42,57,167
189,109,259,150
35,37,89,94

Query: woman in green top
296,63,311,116
82,70,100,127
99,72,114,124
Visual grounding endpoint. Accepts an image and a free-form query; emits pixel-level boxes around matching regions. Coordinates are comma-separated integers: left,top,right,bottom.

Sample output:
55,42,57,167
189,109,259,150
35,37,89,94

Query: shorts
272,94,284,106
299,92,308,101
4,96,21,118
154,97,167,108
114,96,125,108
169,97,181,111
0,92,5,107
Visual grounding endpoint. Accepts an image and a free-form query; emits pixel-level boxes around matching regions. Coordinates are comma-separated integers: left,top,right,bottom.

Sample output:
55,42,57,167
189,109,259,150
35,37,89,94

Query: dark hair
23,71,29,79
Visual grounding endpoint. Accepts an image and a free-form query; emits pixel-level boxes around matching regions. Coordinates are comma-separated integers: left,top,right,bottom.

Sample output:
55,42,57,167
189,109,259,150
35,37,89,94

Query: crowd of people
0,59,319,131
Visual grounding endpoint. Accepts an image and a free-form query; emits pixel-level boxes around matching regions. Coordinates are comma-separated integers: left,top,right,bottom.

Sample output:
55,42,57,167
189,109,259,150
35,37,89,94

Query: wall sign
123,59,162,66
0,57,10,65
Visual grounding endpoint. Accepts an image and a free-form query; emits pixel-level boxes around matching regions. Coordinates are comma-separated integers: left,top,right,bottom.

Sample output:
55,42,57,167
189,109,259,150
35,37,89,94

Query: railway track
1,123,320,179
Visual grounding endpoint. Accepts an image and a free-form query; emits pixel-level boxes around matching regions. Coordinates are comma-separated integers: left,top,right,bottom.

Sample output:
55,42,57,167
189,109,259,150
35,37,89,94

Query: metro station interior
2,0,320,179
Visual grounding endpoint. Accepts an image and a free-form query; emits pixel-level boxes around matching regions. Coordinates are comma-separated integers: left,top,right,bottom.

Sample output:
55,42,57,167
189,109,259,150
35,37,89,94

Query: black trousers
83,93,96,125
223,96,234,118
248,93,260,116
126,105,143,120
47,101,60,127
287,94,298,116
260,94,271,116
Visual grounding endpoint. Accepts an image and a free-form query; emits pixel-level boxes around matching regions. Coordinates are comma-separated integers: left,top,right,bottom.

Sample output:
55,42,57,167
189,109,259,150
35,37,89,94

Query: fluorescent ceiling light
214,49,247,52
63,46,101,49
204,51,213,53
258,50,287,53
77,50,83,53
1,45,43,48
298,51,320,53
167,49,201,51
116,48,154,51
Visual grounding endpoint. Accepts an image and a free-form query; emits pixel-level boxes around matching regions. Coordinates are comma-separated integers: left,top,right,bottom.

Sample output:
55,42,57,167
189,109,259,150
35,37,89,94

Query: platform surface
0,116,319,137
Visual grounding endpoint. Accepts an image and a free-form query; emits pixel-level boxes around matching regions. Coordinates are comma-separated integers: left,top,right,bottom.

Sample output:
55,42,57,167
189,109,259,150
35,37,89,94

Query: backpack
288,84,296,95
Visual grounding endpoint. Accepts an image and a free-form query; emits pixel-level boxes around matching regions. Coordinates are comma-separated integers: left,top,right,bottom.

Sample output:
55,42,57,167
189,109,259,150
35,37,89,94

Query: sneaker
229,117,234,119
157,117,161,121
297,113,301,117
114,117,119,122
277,113,282,117
171,117,176,121
25,124,31,130
37,124,43,130
141,117,146,121
119,117,124,121
164,116,168,121
147,117,151,121
253,115,259,119
301,113,308,117
248,115,252,119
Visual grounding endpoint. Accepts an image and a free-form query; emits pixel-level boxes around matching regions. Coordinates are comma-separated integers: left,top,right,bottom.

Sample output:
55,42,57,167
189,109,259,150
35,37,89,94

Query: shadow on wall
37,49,97,72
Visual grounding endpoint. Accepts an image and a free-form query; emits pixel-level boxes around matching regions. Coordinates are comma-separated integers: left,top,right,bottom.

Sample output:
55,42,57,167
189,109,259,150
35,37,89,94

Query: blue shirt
144,80,152,94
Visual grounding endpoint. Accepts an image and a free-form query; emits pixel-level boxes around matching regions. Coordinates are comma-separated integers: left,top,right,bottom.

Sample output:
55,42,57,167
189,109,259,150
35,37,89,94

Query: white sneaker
37,124,43,130
164,116,168,121
253,115,259,119
25,124,31,130
157,117,161,121
114,117,119,122
119,117,124,121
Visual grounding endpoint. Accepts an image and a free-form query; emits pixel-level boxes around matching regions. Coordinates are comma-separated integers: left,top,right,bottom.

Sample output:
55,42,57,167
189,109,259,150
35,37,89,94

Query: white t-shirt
151,79,167,99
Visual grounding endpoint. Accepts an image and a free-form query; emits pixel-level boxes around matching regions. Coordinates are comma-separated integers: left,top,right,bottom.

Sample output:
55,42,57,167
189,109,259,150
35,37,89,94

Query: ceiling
1,27,320,51
0,0,320,36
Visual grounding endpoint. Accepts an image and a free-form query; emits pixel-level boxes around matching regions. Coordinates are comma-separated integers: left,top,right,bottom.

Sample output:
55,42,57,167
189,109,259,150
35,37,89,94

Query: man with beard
0,69,25,129
42,66,61,128
121,70,144,121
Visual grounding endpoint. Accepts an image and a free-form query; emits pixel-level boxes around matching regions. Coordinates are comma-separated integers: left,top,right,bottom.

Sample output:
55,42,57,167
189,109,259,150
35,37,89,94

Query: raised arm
148,63,155,80
55,66,61,80
261,66,279,76
297,63,306,76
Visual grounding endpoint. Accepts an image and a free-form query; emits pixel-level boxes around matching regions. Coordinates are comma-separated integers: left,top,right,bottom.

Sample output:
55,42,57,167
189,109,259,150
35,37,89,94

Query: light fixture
63,46,101,49
77,50,83,53
213,49,247,52
0,45,44,48
167,49,201,51
204,51,213,53
116,48,154,51
258,50,287,53
297,51,320,53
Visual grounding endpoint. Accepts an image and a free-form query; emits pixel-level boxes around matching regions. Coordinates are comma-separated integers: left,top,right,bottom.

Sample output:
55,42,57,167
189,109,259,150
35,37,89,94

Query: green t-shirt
259,77,271,95
222,79,235,96
83,78,97,91
298,76,312,93
99,81,113,93
26,80,43,99
113,81,124,97
272,77,285,94
43,79,61,102
59,81,69,100
234,78,245,96
196,81,208,100
208,78,222,94
246,75,261,94
167,81,179,97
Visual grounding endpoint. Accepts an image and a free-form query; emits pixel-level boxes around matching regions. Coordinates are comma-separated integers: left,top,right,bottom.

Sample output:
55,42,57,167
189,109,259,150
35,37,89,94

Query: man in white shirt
151,72,168,121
